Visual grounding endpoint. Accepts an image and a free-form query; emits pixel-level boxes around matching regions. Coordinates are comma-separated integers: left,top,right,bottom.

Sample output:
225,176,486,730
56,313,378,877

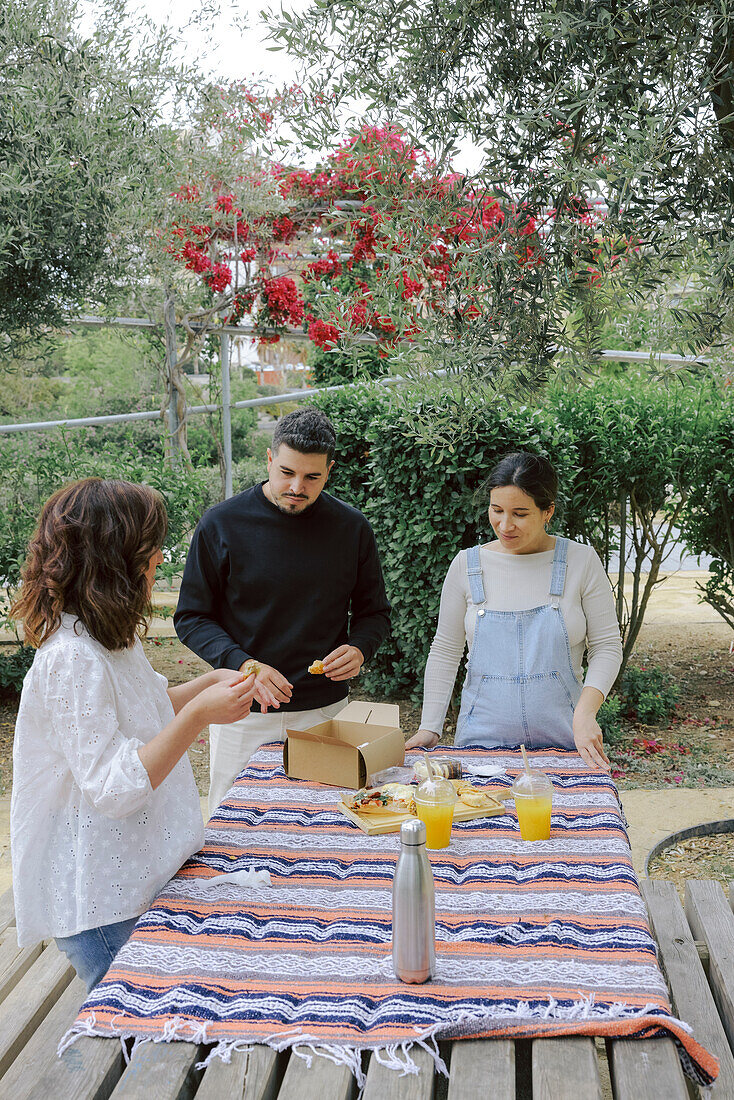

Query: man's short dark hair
272,409,337,462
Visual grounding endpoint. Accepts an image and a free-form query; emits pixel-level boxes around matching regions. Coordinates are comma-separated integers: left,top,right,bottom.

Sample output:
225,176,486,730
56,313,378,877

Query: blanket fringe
56,996,705,1087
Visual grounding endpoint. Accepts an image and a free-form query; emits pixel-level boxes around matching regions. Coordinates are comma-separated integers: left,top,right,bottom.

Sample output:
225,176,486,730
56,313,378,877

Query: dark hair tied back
476,452,558,511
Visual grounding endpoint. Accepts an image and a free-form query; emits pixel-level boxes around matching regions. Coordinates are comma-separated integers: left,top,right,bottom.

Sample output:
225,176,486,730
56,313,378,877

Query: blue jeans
55,915,139,992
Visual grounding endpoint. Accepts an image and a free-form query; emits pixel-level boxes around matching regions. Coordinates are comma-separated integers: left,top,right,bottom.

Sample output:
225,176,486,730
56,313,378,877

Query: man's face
264,443,334,515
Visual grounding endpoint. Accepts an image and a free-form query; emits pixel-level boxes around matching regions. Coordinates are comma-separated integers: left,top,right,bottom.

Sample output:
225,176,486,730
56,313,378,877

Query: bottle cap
400,818,427,845
511,768,553,798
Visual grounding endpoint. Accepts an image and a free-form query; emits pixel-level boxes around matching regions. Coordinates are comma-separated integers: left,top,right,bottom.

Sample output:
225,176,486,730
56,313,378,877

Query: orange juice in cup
511,769,553,841
414,776,456,849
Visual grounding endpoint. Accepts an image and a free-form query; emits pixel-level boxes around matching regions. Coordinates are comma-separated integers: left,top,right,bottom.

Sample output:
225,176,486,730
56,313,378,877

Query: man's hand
322,645,364,682
239,661,292,712
405,728,440,750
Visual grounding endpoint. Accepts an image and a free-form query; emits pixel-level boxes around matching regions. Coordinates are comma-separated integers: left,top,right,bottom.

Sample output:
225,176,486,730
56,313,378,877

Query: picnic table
1,751,734,1099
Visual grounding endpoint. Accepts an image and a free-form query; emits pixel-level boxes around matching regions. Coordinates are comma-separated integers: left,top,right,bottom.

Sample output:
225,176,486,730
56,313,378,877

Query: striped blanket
61,745,718,1086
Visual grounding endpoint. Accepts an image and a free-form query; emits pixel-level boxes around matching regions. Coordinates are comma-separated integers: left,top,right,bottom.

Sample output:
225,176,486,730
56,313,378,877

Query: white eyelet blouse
11,615,205,947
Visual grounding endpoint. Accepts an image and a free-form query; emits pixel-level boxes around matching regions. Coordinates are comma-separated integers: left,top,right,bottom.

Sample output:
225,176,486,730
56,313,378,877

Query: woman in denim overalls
408,453,622,771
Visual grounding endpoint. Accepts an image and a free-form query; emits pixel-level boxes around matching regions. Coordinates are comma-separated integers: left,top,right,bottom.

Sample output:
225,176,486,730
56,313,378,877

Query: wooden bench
0,880,732,1099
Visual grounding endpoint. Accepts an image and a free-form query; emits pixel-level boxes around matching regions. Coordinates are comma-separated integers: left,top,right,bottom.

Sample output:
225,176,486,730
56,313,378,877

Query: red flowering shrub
165,101,604,372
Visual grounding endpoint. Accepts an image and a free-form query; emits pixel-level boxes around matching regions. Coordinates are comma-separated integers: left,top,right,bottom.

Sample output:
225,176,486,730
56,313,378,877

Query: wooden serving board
337,791,510,835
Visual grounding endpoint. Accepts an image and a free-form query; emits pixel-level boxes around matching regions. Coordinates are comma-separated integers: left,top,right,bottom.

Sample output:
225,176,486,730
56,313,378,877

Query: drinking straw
424,753,436,781
520,744,531,776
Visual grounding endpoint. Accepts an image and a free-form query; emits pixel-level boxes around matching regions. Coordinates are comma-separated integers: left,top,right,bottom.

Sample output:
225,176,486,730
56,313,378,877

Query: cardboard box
283,700,404,789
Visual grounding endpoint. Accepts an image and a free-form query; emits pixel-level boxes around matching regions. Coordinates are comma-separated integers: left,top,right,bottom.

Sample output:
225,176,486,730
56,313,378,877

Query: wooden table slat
0,935,43,1007
196,1046,281,1100
447,1038,514,1100
276,1050,355,1100
0,974,123,1100
109,1041,204,1100
362,1047,433,1100
641,879,734,1095
0,942,74,1081
0,889,15,937
608,1037,688,1099
685,879,734,1057
532,1037,602,1100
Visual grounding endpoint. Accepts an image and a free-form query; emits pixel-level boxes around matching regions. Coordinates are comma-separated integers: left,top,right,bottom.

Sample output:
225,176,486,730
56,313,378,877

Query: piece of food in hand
308,659,325,675
241,659,261,679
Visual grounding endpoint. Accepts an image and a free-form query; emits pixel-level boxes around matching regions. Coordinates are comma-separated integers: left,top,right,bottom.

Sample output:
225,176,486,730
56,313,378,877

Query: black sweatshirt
174,483,391,711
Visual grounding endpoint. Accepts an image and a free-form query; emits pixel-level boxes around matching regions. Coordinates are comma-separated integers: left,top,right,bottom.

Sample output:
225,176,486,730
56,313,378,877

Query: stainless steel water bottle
392,818,436,983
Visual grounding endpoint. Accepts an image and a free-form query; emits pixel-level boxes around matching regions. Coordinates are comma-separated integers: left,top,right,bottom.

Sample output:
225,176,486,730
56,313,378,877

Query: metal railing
0,310,713,498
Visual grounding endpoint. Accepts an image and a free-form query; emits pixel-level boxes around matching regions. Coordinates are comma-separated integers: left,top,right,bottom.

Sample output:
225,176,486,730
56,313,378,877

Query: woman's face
143,547,164,594
488,485,554,554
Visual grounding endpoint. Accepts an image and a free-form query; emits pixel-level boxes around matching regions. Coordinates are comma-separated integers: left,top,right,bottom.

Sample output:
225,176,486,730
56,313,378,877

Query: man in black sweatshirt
174,408,391,810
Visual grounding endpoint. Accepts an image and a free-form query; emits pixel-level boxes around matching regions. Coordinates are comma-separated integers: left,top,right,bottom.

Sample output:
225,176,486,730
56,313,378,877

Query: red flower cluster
181,242,211,274
203,262,233,294
261,276,304,326
307,317,340,349
304,249,342,281
272,215,297,242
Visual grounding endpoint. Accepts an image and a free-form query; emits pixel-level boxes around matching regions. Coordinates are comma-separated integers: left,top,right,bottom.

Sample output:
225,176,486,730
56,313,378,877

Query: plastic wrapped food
413,757,462,781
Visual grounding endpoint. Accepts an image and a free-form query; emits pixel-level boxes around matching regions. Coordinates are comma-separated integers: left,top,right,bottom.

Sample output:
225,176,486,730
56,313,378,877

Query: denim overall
454,537,582,749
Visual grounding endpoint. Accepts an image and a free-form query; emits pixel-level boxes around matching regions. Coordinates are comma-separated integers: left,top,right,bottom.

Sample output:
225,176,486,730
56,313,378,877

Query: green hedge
312,377,732,700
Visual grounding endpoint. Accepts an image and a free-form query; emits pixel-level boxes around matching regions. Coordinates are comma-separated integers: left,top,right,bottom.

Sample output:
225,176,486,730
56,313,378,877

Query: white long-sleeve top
11,615,204,947
420,540,623,736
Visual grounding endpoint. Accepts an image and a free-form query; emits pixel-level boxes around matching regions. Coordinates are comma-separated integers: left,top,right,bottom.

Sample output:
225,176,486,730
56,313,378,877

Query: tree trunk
162,293,190,467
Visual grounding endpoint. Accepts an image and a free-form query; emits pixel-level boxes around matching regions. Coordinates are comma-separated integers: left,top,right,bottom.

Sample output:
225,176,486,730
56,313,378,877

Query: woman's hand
405,728,440,750
193,673,257,727
573,710,610,772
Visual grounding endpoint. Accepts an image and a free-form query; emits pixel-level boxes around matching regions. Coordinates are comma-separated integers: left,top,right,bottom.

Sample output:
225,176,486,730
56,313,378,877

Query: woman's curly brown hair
10,478,168,651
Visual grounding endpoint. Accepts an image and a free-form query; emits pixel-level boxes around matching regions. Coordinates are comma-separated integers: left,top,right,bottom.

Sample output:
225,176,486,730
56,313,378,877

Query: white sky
81,0,483,172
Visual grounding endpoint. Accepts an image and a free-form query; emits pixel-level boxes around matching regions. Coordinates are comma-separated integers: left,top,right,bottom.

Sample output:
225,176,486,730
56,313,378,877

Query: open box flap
284,722,333,746
341,700,400,726
356,728,405,785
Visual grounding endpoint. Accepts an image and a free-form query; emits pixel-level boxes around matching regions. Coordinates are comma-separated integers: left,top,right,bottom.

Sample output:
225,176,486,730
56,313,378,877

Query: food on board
451,780,503,810
344,785,415,814
308,659,325,675
343,780,502,821
241,659,261,679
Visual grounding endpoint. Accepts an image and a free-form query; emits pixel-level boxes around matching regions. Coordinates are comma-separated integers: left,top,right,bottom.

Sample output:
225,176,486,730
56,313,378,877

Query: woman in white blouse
10,478,270,990
406,453,622,771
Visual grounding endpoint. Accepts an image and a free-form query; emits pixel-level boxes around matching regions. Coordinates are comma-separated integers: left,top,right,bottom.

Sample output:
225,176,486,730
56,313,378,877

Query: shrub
597,695,625,745
309,375,724,702
677,389,734,631
313,382,576,697
620,665,681,725
0,431,213,590
0,645,35,698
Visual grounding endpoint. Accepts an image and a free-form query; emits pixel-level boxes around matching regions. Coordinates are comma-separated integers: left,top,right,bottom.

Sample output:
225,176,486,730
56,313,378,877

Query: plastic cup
414,775,457,849
511,768,553,841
